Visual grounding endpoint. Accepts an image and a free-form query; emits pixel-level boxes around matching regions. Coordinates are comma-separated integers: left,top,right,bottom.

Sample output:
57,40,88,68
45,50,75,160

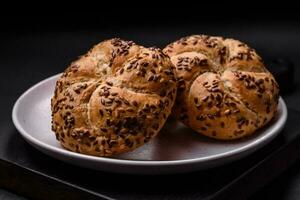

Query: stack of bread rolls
51,35,279,157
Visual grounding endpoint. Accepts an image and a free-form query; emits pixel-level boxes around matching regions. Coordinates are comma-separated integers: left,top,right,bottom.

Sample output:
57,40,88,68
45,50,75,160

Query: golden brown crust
163,35,279,140
51,38,177,156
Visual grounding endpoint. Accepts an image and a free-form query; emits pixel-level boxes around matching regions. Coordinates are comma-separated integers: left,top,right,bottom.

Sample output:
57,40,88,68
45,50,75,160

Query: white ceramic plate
12,74,287,174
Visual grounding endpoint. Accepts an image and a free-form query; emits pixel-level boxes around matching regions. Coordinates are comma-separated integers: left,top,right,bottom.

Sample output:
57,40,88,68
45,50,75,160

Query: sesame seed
106,81,113,86
123,99,130,105
200,127,207,131
152,123,159,130
196,115,206,121
148,75,154,81
127,108,134,112
221,122,225,128
125,138,132,146
207,114,214,119
120,128,127,134
211,88,220,92
111,92,118,96
266,106,270,114
233,109,240,114
224,109,231,115
234,130,244,135
106,99,113,104
205,123,211,127
179,113,188,120
194,97,198,104
132,100,138,107
103,91,110,97
202,96,209,102
99,109,104,117
212,131,217,136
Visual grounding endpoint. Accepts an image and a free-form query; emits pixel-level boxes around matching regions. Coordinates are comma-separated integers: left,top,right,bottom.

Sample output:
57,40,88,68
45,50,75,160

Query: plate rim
12,73,288,167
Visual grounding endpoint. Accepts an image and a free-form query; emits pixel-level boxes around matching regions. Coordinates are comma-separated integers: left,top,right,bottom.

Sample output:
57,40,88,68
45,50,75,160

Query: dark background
1,6,300,199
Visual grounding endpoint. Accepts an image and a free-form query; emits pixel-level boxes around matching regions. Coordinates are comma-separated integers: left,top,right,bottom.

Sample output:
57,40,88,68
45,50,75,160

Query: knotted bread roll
163,35,279,140
51,38,177,156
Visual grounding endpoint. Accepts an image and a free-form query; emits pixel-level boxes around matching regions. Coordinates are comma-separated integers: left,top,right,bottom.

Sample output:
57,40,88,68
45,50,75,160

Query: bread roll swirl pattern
163,35,279,139
51,38,177,156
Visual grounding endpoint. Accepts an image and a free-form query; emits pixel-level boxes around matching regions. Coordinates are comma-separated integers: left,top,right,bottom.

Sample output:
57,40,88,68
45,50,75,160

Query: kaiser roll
51,38,177,156
163,35,279,140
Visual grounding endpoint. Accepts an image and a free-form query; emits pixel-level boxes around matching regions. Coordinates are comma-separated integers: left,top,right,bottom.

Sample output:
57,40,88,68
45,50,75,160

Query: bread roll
163,35,279,140
51,38,177,156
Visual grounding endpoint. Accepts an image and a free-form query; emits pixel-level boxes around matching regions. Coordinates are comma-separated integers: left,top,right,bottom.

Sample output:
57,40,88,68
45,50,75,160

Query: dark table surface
1,18,300,199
